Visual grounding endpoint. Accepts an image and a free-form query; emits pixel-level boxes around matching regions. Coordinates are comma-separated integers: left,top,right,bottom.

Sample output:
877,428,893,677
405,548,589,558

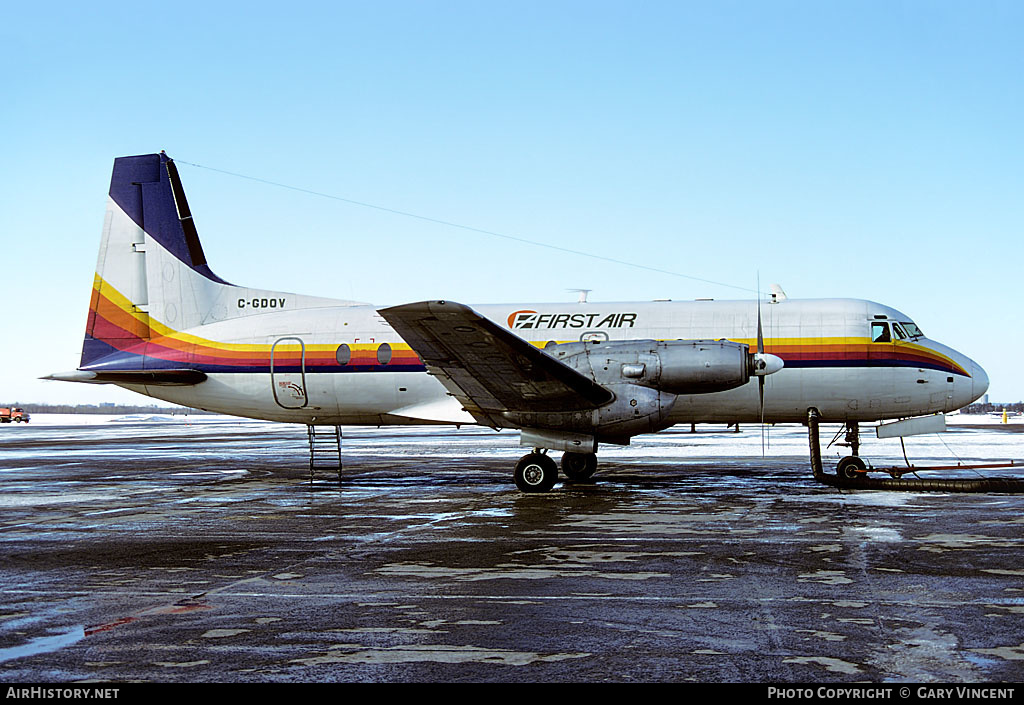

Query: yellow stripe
92,274,967,373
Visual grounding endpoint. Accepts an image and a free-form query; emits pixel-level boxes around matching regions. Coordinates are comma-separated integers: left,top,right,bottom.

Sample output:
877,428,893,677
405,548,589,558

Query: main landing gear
514,451,558,493
561,451,598,483
513,450,599,492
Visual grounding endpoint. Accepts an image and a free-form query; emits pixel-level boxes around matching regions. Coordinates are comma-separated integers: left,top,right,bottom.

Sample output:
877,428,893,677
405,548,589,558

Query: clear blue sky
2,1,1021,405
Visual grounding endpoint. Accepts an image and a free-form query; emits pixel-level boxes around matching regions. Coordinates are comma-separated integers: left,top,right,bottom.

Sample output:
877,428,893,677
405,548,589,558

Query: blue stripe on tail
108,152,232,285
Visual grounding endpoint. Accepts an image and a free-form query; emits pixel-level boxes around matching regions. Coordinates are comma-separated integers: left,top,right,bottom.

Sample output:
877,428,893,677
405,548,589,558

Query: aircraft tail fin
82,152,351,373
83,152,235,369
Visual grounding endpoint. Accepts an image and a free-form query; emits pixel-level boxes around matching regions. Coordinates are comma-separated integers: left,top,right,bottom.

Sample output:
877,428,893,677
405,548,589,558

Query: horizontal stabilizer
43,369,207,386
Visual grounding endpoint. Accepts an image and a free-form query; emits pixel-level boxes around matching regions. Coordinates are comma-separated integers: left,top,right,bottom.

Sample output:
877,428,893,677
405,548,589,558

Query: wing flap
379,301,612,424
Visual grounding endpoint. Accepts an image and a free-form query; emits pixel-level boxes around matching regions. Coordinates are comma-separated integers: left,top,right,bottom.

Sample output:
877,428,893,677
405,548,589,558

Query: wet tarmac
1,416,1023,683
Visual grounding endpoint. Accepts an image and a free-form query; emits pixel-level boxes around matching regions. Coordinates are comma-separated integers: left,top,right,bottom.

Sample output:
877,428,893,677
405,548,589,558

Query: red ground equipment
0,407,30,423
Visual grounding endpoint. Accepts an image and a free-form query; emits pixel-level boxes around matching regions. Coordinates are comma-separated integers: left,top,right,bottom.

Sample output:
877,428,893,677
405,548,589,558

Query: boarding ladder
307,424,342,484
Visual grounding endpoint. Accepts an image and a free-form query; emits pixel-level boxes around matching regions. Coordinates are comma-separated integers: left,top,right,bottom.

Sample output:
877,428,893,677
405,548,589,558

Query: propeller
751,282,784,454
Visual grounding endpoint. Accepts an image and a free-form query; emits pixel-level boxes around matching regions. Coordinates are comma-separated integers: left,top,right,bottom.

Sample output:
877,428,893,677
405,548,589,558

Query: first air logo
507,310,637,330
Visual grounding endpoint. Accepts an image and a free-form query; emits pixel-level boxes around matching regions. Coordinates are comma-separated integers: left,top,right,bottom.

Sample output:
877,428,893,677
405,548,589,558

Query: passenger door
271,336,308,409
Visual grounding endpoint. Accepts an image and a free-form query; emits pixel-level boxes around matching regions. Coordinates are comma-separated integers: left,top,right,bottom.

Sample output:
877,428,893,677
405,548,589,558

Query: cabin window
377,342,392,365
336,344,351,365
871,322,891,343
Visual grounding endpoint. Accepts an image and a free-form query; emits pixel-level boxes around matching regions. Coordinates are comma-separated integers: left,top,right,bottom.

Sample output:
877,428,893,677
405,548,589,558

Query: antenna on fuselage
567,289,592,304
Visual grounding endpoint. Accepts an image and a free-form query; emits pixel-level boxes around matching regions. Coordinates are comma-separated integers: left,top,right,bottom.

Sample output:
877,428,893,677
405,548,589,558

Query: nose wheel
833,422,868,479
836,455,867,479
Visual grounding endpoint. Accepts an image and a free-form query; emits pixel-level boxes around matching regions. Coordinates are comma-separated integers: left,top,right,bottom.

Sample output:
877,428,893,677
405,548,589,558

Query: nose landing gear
833,422,867,479
807,408,1024,492
836,454,868,479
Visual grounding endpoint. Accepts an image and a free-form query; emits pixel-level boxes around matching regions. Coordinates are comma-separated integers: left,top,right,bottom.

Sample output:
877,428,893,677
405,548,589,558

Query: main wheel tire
836,455,867,480
561,452,598,483
514,452,558,493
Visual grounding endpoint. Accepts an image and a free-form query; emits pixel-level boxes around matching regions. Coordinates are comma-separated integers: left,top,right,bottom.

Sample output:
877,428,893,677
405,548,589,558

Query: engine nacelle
507,339,776,449
504,382,675,445
547,338,755,395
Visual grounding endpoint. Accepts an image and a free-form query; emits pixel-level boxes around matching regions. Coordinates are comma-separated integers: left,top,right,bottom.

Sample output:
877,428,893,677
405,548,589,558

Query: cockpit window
900,321,924,339
891,322,908,340
871,322,891,343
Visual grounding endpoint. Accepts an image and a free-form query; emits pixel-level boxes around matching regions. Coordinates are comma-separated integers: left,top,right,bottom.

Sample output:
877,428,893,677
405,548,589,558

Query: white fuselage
66,157,987,436
118,296,985,428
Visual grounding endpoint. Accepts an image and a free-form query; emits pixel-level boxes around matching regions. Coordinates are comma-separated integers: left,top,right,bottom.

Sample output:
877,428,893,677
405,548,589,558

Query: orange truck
0,407,30,423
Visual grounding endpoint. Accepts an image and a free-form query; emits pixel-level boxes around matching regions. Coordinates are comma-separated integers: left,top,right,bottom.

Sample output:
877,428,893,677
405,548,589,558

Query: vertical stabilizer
83,152,234,368
81,152,360,373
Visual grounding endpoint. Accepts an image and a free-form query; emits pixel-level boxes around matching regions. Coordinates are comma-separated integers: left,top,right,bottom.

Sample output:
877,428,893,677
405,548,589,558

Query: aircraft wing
378,301,613,427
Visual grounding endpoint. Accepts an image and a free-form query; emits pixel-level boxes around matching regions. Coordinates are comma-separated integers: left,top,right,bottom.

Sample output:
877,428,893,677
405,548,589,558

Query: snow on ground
18,413,254,426
7,412,1022,468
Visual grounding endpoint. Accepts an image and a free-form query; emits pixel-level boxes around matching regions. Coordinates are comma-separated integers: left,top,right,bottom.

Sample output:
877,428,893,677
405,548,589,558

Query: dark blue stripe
82,352,967,377
80,335,123,368
784,359,968,376
82,349,427,374
189,364,429,374
108,155,160,230
81,348,149,372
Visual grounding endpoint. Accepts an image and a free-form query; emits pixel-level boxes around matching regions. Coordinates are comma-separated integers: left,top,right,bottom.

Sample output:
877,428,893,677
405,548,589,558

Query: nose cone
927,339,988,410
972,360,989,403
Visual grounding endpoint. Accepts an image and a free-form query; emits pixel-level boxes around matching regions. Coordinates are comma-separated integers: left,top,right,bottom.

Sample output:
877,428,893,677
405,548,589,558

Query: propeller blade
757,296,764,355
759,375,765,455
757,277,767,455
